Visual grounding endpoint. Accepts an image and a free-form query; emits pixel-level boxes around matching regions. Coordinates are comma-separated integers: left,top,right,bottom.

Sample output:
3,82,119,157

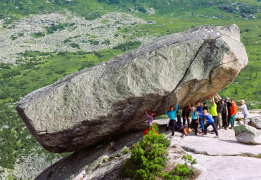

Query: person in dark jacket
225,97,231,127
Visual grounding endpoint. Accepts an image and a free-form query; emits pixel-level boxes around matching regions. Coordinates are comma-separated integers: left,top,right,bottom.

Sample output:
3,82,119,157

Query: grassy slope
0,0,260,175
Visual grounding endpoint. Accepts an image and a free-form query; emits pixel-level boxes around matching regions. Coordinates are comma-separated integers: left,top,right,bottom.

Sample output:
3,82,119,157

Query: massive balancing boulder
16,24,248,153
234,125,261,145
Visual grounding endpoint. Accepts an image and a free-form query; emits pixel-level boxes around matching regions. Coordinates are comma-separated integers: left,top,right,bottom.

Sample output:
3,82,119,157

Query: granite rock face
16,24,248,152
249,117,261,129
234,125,261,145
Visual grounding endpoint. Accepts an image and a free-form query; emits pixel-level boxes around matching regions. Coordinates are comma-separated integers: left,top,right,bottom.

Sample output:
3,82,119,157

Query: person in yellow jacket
210,95,218,128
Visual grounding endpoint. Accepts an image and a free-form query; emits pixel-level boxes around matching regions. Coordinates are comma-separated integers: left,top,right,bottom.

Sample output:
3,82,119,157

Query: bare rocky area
0,11,153,64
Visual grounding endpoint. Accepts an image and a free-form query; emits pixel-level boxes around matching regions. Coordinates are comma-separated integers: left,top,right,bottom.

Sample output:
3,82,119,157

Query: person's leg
211,122,218,136
230,114,236,127
227,114,231,127
218,113,222,129
204,123,210,134
194,120,198,135
213,116,218,128
244,114,248,125
187,118,190,128
172,120,176,136
199,117,205,132
183,117,186,126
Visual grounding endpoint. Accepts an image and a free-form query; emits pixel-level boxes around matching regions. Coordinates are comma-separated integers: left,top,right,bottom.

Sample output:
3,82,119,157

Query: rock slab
16,24,248,152
234,125,261,145
249,117,261,129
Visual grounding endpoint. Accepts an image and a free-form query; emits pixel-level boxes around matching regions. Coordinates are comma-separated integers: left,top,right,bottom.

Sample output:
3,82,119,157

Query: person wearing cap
229,99,238,129
225,97,231,127
198,110,219,138
210,95,218,128
166,104,178,136
236,99,249,125
188,102,199,135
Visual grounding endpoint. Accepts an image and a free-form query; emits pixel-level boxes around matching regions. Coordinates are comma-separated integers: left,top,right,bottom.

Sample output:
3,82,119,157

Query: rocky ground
73,115,261,180
0,11,154,64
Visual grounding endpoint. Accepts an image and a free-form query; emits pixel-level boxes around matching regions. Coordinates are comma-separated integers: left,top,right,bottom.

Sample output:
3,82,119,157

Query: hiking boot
214,136,219,138
225,127,227,130
199,132,205,135
229,127,233,129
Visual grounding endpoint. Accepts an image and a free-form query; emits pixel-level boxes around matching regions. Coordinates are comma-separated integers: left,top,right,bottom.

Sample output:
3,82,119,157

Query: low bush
119,123,170,180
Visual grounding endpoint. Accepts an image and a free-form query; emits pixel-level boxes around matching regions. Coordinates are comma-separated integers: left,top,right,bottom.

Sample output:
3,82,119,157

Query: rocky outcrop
234,125,261,145
16,24,248,153
249,117,261,129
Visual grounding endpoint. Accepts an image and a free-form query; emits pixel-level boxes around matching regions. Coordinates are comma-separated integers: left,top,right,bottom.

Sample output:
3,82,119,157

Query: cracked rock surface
16,24,248,153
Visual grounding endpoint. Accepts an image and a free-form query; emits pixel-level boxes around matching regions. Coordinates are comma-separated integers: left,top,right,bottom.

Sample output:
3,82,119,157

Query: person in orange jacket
229,99,238,129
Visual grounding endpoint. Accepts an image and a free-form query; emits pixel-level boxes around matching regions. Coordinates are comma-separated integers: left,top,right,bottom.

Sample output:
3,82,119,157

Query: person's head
241,99,245,105
203,102,207,106
197,102,201,106
203,109,208,115
225,97,229,102
221,99,225,104
231,99,234,103
170,106,174,111
151,112,156,117
192,107,195,112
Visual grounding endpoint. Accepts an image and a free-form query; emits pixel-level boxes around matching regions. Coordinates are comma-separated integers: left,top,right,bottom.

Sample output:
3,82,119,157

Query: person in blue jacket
166,104,178,136
198,110,219,138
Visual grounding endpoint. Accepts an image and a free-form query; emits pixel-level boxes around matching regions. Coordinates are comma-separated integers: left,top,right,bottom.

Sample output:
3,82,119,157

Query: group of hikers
145,93,249,138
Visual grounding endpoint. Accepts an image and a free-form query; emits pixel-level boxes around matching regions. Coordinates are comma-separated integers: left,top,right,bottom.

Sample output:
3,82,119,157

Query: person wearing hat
229,99,238,129
225,97,231,127
188,102,199,135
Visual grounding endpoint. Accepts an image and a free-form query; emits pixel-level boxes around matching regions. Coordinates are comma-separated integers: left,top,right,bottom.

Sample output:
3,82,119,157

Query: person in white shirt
236,100,249,125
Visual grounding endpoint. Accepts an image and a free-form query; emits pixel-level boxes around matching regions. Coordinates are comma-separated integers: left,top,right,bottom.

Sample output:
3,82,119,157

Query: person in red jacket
229,99,238,129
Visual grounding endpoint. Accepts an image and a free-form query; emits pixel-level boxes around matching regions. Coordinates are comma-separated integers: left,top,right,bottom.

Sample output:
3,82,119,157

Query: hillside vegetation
0,0,260,179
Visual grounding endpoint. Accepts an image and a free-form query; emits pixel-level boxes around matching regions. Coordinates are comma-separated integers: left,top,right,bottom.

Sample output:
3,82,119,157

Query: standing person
176,110,182,130
214,94,222,129
236,100,249,125
225,97,231,127
199,110,219,138
230,99,238,129
210,96,218,128
185,105,191,128
188,103,199,135
197,101,204,133
145,109,156,126
166,104,178,136
182,107,187,127
220,98,228,130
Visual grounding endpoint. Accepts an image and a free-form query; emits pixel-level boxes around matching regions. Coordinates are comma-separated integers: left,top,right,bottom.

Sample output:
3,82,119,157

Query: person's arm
174,104,178,113
188,102,191,109
165,109,169,115
225,106,228,115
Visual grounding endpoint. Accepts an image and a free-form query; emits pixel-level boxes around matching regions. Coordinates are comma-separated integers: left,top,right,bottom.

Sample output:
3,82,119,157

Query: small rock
249,117,261,129
234,125,261,145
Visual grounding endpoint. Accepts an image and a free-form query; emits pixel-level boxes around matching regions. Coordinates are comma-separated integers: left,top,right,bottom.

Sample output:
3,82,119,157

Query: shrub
119,123,170,180
163,154,197,180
